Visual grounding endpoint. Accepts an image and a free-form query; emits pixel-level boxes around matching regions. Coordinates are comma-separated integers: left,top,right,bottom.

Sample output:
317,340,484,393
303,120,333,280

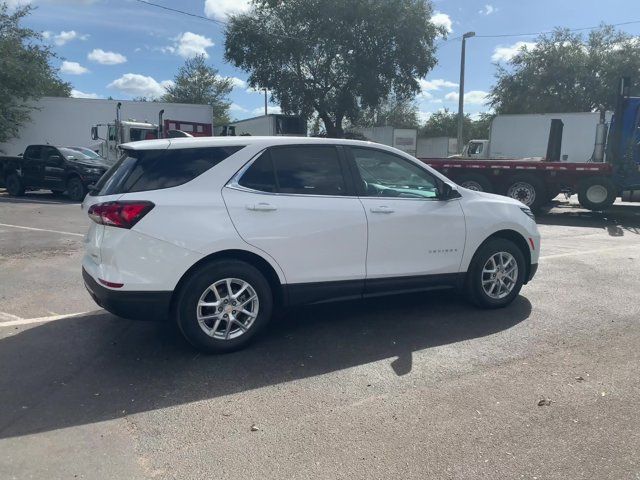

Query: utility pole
264,89,268,116
457,31,475,154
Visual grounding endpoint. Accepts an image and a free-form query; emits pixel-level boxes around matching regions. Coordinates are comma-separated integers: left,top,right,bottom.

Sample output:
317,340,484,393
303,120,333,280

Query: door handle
370,206,394,214
246,202,277,212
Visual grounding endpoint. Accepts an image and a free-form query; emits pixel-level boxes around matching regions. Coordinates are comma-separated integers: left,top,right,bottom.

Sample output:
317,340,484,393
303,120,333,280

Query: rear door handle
246,202,277,212
370,206,394,214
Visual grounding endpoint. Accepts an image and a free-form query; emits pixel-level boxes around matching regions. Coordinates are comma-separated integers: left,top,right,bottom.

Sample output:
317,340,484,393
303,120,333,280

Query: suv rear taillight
88,201,154,229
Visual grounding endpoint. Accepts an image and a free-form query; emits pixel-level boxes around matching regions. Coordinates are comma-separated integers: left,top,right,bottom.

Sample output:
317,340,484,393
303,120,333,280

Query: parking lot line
0,222,84,237
540,244,638,260
0,310,94,327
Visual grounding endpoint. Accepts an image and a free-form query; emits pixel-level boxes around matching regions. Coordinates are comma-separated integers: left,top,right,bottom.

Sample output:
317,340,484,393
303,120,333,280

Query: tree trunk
321,113,345,138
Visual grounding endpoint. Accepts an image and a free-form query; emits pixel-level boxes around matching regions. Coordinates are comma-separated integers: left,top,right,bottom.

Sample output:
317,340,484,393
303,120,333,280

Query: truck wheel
67,177,86,201
504,175,547,211
577,176,617,211
457,173,493,192
5,174,25,196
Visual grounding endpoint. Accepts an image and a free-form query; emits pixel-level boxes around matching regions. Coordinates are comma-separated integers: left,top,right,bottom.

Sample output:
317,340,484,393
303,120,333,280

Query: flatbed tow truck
419,78,640,211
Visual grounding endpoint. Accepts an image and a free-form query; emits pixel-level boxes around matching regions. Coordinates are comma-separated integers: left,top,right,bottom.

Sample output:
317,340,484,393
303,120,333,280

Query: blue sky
11,0,640,123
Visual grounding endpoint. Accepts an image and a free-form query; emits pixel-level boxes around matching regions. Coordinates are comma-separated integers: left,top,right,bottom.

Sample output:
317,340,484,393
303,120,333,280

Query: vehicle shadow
0,291,531,439
537,201,640,236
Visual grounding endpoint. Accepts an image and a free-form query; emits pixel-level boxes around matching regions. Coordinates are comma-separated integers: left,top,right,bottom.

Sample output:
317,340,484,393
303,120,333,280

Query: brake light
88,201,154,229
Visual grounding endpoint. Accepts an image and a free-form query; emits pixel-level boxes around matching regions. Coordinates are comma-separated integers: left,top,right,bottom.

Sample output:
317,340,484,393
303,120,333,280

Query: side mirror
91,126,99,140
438,182,460,200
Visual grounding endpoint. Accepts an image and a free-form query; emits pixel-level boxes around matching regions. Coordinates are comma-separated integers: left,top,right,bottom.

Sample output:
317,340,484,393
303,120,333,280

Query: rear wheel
457,173,493,192
67,177,86,201
5,173,25,196
504,175,547,211
466,238,526,309
577,176,616,211
175,260,273,353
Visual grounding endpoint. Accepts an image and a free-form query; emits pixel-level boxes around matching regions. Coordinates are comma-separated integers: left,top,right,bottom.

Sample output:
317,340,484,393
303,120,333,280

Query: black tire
503,175,547,211
67,176,86,201
577,176,617,211
466,238,526,309
5,173,25,196
175,260,273,353
456,173,494,192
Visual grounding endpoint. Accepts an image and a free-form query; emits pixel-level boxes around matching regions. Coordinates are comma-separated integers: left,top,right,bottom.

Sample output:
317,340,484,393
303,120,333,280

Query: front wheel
175,260,273,353
67,177,86,201
466,238,526,309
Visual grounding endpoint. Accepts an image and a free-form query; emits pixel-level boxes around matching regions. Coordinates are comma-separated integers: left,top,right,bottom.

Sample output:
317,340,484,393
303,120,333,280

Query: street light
457,31,475,154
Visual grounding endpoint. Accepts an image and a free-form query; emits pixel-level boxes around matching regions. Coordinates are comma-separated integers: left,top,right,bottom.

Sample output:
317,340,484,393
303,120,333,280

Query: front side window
468,142,483,154
24,145,42,159
351,147,439,199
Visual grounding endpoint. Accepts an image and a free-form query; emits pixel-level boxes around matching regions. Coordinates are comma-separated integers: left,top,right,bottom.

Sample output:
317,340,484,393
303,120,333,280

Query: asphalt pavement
0,190,639,479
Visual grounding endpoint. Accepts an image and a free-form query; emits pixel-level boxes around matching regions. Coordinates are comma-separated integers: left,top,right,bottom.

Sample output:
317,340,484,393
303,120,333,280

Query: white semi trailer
459,111,612,162
0,97,213,158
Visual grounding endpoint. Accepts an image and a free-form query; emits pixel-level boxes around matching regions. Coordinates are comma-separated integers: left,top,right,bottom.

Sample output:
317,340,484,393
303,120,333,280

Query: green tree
225,0,442,137
420,109,493,143
162,54,234,125
0,2,70,145
489,25,640,114
354,94,420,129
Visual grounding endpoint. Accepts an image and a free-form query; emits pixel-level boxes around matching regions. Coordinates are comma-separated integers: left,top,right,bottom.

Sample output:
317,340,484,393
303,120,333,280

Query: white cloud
229,77,246,89
479,4,496,15
169,32,214,59
252,106,281,116
60,60,89,75
204,0,250,21
71,89,100,99
246,86,266,95
88,48,127,65
417,111,432,123
107,73,172,98
418,78,459,92
491,41,537,62
52,30,89,46
42,30,51,39
444,90,489,105
431,12,452,34
230,103,249,113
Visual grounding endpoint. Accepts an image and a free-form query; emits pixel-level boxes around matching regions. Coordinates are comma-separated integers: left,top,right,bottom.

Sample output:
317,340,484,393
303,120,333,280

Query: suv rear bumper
527,263,538,283
82,268,171,322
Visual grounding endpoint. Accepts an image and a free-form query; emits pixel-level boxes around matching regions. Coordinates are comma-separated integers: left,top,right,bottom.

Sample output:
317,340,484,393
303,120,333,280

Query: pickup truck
0,145,110,201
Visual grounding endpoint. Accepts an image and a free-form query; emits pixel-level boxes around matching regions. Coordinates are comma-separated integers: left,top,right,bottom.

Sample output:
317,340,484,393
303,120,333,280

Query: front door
347,146,466,288
223,145,367,302
42,146,66,190
21,145,43,187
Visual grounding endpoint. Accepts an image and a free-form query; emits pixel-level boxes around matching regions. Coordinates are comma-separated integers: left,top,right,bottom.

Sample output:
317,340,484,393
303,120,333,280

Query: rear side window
238,152,277,192
96,146,243,195
238,146,347,196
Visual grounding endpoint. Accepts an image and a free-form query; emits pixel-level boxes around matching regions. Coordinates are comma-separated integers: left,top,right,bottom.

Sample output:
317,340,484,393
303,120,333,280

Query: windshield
59,147,91,160
69,147,102,159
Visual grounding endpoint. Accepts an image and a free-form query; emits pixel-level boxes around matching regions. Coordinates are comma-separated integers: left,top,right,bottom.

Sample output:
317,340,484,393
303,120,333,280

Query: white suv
82,137,540,352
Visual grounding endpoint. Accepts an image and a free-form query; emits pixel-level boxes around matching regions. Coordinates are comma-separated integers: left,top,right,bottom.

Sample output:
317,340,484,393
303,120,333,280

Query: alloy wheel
196,278,259,340
481,251,518,299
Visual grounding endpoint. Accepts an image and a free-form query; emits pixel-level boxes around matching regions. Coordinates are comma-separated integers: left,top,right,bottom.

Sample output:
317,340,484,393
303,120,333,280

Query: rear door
223,145,368,301
42,146,66,190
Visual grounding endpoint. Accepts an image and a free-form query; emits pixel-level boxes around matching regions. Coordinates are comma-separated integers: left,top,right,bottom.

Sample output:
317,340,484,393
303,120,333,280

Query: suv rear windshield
94,146,244,195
